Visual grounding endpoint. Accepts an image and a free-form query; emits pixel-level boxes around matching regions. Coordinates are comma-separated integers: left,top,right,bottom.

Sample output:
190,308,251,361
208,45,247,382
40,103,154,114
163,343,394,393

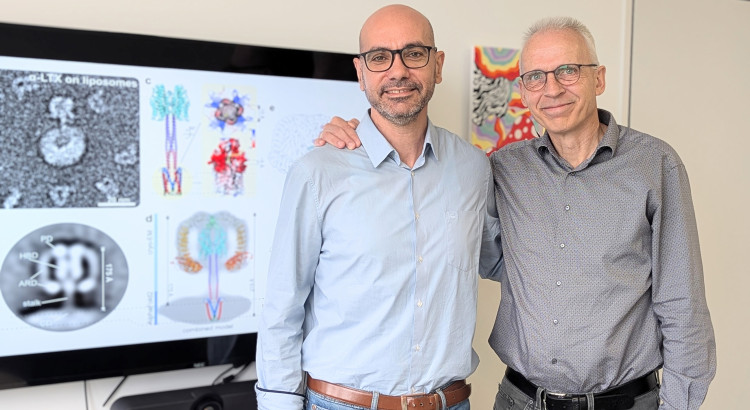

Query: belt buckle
546,391,574,400
542,391,573,409
400,392,439,410
400,394,423,410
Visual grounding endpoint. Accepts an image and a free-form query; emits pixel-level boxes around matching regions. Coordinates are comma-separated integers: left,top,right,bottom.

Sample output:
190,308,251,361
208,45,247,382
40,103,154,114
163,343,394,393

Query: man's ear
353,57,365,91
434,50,445,84
595,65,606,96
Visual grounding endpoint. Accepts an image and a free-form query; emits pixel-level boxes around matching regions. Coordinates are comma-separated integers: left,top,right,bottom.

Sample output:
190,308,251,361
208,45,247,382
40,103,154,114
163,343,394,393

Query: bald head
352,4,444,128
359,4,435,52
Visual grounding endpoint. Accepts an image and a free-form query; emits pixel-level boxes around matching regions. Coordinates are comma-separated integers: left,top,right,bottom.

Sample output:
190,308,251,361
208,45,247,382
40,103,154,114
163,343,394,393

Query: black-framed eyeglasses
519,64,598,91
357,45,436,72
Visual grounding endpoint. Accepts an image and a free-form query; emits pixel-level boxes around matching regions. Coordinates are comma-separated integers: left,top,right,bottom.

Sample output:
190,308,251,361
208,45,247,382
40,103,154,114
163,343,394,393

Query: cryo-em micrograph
0,223,129,331
0,70,140,208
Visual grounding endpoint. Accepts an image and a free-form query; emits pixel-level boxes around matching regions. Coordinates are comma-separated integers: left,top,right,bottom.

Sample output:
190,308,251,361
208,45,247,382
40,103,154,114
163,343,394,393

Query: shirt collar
358,110,437,168
596,109,619,159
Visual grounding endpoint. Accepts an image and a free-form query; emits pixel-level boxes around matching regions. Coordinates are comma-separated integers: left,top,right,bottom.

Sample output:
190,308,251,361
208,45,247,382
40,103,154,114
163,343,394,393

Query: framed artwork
471,46,540,155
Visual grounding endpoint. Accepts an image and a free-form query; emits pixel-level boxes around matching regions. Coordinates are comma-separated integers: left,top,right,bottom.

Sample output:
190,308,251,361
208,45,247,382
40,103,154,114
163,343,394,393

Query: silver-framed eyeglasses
357,45,436,72
520,63,598,91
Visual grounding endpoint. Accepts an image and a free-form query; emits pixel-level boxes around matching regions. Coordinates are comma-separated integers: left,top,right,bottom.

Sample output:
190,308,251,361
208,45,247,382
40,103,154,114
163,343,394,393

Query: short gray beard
365,80,434,126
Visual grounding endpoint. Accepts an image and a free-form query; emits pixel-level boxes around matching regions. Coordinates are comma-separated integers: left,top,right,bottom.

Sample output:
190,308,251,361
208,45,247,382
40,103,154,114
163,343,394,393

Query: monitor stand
110,380,256,410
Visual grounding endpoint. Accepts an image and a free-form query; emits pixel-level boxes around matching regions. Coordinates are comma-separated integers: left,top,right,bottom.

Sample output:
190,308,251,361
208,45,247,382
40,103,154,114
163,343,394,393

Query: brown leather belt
306,375,471,410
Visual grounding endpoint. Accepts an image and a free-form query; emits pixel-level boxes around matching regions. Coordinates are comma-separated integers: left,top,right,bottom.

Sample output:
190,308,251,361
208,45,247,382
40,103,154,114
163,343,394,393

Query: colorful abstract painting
471,46,540,155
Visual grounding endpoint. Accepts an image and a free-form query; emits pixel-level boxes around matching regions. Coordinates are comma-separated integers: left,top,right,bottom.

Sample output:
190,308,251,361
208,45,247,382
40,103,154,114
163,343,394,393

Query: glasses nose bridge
546,69,563,86
387,49,408,70
540,68,569,90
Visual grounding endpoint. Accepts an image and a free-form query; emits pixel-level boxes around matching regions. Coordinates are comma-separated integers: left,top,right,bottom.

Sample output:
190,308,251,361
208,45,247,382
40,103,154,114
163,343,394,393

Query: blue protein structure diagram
151,84,189,195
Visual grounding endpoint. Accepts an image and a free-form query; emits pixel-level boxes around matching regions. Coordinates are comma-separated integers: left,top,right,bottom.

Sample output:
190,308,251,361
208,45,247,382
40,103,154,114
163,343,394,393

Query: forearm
255,291,308,409
478,166,503,281
256,160,321,409
652,164,717,409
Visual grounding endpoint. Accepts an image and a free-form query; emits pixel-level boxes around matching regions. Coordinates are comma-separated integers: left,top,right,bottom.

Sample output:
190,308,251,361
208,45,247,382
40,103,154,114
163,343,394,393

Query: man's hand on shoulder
314,116,362,149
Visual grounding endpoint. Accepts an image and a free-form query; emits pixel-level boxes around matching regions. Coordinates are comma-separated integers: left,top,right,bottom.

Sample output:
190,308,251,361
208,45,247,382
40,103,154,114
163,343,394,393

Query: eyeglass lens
522,65,584,91
364,46,431,72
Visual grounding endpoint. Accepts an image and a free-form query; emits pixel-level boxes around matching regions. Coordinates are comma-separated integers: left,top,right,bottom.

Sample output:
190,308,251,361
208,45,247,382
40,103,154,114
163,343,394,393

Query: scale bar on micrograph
97,202,137,207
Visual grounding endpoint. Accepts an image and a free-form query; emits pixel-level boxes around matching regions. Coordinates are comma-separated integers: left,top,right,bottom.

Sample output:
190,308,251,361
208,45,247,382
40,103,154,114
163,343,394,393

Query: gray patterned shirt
486,109,716,409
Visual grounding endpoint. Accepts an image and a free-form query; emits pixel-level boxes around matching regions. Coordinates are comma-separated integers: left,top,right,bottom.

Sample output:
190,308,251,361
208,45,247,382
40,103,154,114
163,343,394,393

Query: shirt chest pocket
445,210,482,273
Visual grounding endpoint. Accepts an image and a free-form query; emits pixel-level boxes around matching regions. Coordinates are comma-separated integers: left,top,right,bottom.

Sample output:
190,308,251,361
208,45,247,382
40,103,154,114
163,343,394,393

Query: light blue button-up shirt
256,111,500,410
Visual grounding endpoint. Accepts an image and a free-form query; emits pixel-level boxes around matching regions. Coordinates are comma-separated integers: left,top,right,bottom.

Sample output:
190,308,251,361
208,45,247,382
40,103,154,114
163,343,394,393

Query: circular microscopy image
0,223,129,331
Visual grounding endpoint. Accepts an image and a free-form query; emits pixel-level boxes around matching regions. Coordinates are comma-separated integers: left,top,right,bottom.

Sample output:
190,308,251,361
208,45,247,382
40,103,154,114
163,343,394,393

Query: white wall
0,0,743,409
629,0,750,408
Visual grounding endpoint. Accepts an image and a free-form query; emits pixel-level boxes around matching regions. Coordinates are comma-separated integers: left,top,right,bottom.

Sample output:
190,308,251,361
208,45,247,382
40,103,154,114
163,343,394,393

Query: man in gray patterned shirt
318,16,716,410
483,17,716,410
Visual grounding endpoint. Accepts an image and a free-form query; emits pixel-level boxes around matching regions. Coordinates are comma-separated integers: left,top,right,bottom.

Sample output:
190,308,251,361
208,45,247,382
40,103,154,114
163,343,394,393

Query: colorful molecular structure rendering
175,212,250,321
151,85,189,195
215,98,244,126
206,90,251,137
207,138,248,197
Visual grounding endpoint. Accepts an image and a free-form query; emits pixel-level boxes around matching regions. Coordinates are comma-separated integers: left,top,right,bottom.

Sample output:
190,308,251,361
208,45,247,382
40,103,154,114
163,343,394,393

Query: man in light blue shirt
255,5,500,410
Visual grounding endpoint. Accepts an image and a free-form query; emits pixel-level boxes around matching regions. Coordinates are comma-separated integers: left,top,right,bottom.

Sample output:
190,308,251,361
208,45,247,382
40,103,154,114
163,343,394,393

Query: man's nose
543,71,565,95
387,53,410,77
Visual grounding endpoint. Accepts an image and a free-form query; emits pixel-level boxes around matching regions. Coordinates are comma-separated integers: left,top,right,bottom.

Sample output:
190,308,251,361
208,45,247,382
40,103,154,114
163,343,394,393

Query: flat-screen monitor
0,22,367,389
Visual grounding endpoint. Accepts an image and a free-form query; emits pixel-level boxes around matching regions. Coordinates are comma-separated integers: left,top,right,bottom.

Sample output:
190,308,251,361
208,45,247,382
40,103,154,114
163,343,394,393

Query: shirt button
417,300,423,307
556,281,562,286
553,319,559,325
559,243,565,248
415,345,421,351
415,212,420,220
411,171,415,177
418,256,423,263
564,205,570,211
551,358,558,364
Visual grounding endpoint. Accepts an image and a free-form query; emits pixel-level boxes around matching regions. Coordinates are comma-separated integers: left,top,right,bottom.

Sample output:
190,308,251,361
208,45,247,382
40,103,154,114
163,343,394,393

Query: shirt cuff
256,384,305,410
